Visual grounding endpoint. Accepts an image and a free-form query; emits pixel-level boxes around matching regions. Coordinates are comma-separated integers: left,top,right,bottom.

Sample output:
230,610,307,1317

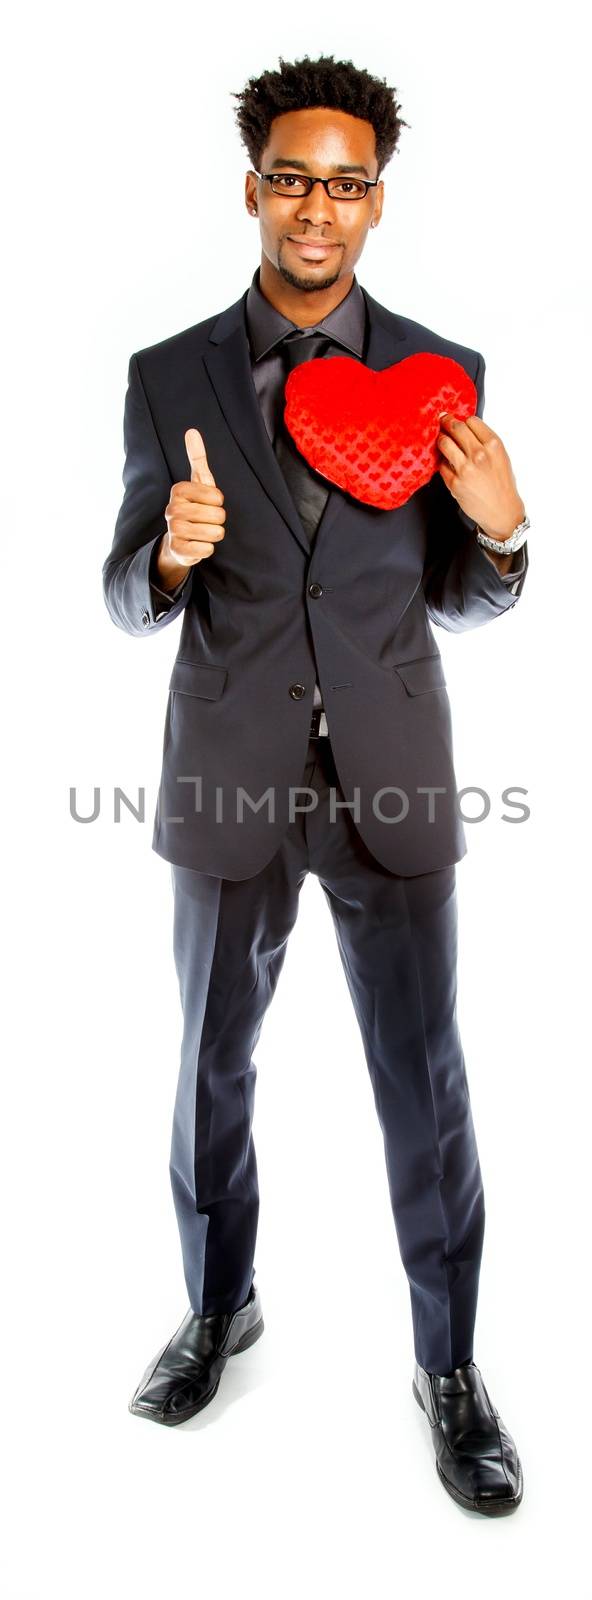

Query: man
103,55,528,1514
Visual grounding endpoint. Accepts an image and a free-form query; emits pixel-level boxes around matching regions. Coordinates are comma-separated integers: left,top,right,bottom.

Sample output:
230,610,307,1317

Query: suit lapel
202,284,412,558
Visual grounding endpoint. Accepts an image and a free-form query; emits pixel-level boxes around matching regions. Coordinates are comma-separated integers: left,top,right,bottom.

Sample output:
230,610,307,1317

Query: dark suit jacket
102,282,529,879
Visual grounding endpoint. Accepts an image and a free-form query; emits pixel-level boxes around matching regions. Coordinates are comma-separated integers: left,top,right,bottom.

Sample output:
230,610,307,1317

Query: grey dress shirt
243,266,368,709
150,269,527,678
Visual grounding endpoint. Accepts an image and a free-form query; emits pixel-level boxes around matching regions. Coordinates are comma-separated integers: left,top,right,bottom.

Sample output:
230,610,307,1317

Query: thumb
185,427,216,486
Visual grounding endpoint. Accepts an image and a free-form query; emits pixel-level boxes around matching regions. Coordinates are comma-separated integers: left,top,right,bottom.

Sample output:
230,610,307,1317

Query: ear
372,180,385,227
245,171,258,216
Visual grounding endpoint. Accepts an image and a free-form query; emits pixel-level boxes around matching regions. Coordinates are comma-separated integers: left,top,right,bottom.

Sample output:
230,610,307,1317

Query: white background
2,1,590,1595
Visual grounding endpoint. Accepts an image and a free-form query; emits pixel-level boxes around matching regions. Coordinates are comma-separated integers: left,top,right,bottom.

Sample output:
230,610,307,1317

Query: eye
273,174,306,190
331,179,366,197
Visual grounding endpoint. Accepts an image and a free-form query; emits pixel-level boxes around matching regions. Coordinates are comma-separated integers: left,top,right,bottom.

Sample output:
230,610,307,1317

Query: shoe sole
129,1315,265,1427
412,1377,523,1516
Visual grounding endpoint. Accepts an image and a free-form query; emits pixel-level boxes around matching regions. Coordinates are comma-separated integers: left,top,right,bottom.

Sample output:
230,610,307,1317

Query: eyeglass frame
253,170,380,201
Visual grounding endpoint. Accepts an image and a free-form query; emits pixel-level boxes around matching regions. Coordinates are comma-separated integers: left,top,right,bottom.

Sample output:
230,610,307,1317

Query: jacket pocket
169,658,228,699
393,654,447,695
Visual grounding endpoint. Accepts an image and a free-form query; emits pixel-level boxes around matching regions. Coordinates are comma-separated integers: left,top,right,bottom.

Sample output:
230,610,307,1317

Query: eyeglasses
254,170,379,201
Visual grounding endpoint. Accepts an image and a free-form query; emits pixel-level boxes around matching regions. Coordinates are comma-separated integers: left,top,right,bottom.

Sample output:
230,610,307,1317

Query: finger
168,500,226,525
171,481,224,506
438,460,460,496
440,412,496,446
437,415,476,456
171,531,227,550
185,427,216,486
169,539,217,562
461,416,496,443
436,432,465,472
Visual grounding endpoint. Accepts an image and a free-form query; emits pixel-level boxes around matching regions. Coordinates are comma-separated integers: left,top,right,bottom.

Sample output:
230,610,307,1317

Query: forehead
262,106,377,170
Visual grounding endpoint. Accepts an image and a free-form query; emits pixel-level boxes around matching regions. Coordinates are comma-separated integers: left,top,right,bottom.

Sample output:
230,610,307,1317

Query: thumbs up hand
155,428,226,590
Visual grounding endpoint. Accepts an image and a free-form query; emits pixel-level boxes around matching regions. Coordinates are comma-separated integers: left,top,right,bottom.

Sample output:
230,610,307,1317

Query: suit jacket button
289,683,306,700
141,610,150,626
308,583,323,598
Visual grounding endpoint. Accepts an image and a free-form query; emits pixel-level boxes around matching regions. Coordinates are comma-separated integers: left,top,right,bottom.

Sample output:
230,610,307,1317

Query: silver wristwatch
475,514,530,555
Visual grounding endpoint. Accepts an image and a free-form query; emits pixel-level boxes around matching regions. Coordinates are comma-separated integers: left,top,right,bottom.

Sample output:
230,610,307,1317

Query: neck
258,253,355,325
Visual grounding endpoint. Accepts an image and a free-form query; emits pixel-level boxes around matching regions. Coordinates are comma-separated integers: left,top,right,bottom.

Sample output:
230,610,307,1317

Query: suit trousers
168,735,486,1376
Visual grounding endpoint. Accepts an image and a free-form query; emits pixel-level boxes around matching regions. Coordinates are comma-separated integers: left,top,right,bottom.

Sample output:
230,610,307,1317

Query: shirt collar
245,264,367,362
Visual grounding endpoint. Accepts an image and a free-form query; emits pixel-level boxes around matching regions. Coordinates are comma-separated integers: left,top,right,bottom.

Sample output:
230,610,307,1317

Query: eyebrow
268,157,372,178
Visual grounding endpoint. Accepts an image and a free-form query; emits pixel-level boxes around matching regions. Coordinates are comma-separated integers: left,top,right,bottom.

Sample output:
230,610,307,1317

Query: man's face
245,106,384,292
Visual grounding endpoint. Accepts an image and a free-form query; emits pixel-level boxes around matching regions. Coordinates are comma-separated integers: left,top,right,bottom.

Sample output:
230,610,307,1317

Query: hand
155,428,226,590
437,414,525,539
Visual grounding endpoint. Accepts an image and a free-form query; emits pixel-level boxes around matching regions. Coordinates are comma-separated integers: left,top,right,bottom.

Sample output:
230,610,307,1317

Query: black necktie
273,330,333,543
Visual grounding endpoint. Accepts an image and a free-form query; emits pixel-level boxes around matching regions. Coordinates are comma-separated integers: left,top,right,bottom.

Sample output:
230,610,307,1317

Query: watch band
475,515,530,555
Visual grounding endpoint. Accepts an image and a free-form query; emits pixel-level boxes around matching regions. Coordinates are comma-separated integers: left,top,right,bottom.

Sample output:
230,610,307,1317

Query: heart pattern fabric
283,351,477,510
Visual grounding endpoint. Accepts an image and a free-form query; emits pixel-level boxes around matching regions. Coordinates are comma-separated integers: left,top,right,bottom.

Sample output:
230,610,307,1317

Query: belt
309,708,329,738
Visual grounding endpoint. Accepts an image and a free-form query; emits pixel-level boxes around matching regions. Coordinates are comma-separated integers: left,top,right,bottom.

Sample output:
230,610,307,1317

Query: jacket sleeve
421,351,529,632
102,353,193,636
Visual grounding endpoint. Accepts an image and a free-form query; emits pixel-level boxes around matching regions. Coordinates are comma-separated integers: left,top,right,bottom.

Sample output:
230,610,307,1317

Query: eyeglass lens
269,174,369,199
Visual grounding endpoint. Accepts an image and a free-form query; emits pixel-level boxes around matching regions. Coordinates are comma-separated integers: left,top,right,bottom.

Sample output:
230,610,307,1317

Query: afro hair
232,53,408,176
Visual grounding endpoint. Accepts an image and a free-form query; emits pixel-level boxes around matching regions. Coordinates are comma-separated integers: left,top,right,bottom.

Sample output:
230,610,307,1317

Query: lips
286,237,338,260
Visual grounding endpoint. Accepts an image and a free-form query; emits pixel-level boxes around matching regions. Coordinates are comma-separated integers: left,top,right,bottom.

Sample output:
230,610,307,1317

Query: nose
295,180,337,227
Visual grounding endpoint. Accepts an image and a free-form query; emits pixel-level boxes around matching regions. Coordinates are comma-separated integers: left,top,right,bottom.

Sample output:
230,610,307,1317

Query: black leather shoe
412,1358,523,1515
129,1281,264,1426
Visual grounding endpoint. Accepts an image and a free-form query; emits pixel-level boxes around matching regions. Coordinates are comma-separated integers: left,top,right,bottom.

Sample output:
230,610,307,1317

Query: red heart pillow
284,351,477,510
